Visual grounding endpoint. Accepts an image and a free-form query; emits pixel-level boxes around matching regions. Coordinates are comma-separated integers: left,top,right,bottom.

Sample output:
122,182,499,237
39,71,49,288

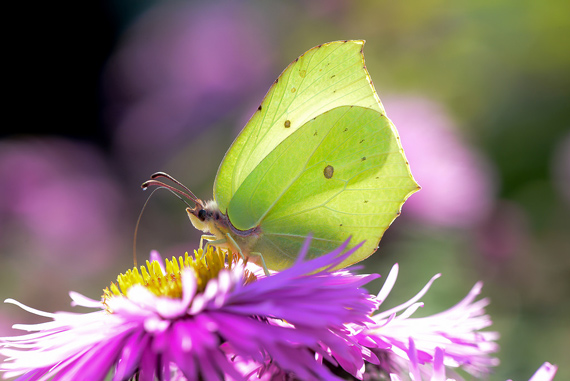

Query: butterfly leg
248,252,270,277
223,233,270,276
200,235,230,261
199,234,218,251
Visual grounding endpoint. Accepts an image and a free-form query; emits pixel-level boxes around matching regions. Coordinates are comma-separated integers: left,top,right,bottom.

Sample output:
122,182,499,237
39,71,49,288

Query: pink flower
1,240,555,380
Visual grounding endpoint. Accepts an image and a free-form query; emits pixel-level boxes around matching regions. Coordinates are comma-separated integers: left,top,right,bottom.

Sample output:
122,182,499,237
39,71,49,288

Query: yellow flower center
102,247,257,309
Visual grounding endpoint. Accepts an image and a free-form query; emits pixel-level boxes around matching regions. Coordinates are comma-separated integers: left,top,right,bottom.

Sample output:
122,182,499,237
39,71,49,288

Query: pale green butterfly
144,40,419,273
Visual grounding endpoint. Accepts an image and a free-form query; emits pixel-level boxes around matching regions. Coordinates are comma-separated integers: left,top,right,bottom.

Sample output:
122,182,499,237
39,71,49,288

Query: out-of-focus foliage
2,0,568,379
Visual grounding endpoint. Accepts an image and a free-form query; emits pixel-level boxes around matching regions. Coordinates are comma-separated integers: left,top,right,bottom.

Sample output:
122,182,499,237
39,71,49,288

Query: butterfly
144,40,419,274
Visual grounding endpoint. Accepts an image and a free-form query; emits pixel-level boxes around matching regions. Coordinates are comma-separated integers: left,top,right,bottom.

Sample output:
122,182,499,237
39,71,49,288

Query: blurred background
2,0,568,379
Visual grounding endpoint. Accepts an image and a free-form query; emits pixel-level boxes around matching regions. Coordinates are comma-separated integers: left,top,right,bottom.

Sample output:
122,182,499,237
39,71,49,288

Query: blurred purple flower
385,96,496,228
0,241,380,380
104,1,272,176
356,263,499,380
0,139,127,272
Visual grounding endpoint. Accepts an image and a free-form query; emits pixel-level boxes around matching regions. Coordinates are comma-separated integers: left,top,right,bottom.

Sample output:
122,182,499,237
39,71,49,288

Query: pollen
102,247,257,308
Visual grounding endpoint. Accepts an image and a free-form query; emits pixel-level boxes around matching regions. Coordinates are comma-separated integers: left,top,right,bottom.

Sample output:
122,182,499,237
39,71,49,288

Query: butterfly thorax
186,200,262,258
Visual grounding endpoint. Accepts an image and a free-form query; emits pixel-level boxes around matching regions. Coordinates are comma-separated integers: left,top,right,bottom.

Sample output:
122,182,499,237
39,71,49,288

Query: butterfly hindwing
226,106,419,270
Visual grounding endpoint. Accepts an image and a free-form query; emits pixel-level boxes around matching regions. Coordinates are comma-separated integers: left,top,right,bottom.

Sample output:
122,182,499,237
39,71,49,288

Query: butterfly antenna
134,183,198,266
133,187,160,267
141,179,202,208
150,172,201,204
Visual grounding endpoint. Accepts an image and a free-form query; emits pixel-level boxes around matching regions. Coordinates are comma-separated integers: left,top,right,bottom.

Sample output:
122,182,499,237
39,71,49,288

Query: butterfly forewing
214,40,385,213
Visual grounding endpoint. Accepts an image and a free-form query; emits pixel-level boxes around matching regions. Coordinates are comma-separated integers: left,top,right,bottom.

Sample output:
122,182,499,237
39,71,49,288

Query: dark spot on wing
291,87,296,93
284,120,291,128
324,165,334,179
364,200,369,203
361,157,366,161
314,130,318,136
344,128,348,132
258,105,262,111
330,74,336,79
360,139,365,144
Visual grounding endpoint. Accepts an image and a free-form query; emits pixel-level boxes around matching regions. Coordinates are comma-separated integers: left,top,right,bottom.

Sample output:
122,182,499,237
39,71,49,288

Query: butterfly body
187,200,263,265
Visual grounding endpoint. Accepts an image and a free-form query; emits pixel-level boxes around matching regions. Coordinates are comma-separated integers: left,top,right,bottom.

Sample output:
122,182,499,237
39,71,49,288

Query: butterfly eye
198,209,207,221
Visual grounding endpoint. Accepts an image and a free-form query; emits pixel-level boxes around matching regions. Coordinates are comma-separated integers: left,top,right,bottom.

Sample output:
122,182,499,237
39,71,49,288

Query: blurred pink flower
475,200,531,262
0,139,127,272
104,1,272,177
385,96,496,228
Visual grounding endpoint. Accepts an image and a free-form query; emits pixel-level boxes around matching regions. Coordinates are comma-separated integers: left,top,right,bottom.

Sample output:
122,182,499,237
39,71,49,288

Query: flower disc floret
103,247,256,305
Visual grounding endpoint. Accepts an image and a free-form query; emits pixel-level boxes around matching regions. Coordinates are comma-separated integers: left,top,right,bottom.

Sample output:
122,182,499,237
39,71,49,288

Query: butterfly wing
226,106,419,270
214,40,385,213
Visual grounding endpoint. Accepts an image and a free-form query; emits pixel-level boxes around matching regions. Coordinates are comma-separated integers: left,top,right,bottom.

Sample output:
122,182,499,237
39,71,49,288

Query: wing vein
249,107,354,225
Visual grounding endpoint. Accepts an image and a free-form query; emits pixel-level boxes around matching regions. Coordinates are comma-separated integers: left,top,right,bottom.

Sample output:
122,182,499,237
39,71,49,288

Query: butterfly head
141,172,223,235
186,200,222,233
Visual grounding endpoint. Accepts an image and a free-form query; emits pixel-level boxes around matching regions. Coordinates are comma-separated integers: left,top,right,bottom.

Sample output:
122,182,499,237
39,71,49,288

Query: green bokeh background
2,1,568,379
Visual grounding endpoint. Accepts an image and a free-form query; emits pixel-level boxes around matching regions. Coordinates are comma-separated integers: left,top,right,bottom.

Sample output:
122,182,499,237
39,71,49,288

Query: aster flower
0,239,380,381
1,240,557,381
355,263,500,380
